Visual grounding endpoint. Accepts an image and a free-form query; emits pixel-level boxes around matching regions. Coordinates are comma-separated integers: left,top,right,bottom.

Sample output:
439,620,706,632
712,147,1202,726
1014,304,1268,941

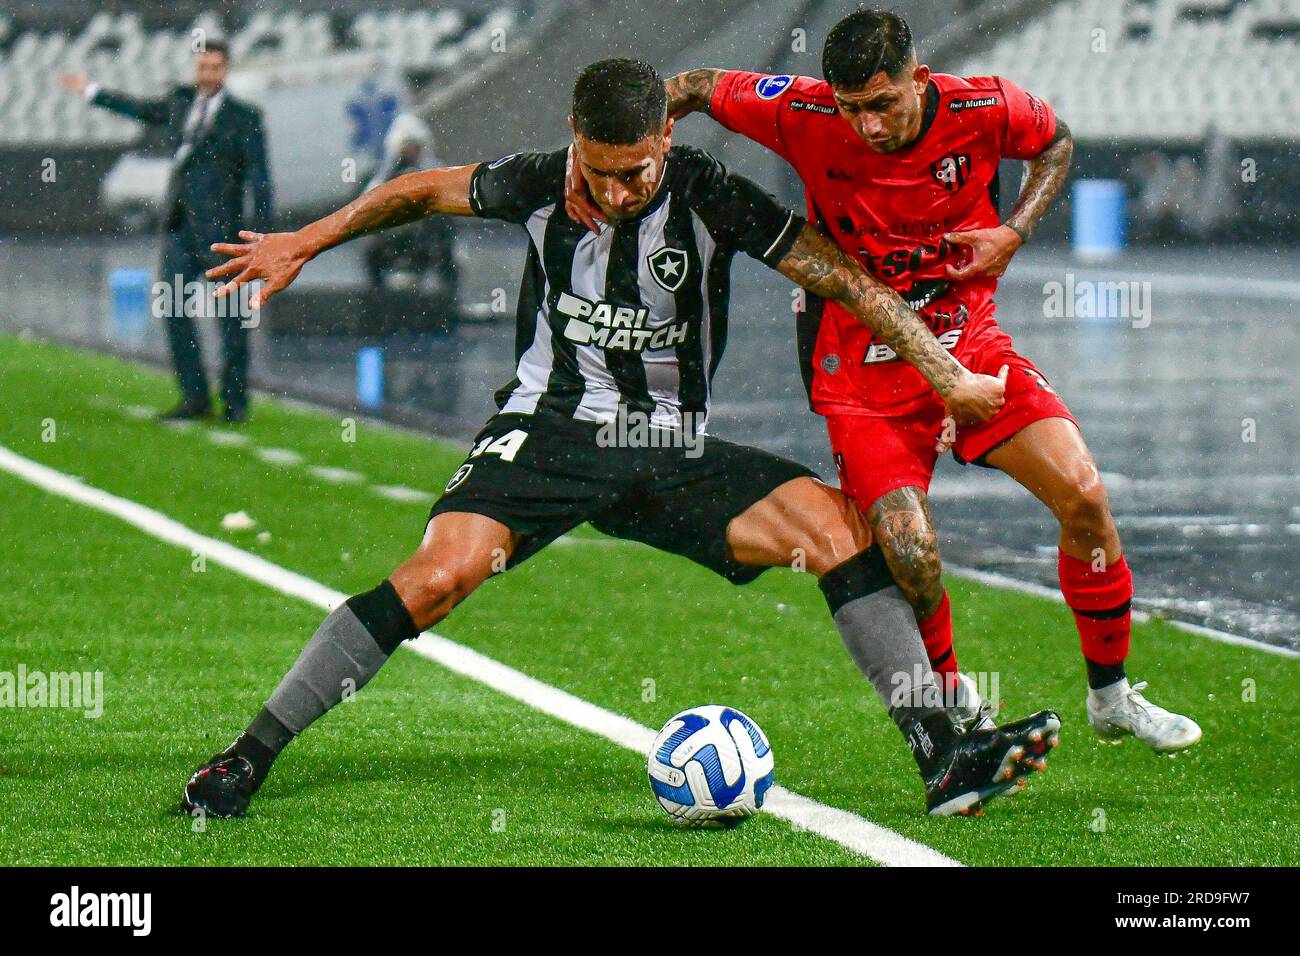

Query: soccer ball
647,705,775,827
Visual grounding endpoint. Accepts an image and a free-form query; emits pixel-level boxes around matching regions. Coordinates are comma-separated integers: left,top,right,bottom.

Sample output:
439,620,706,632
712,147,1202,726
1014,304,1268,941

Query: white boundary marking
0,443,959,868
945,564,1300,660
307,465,366,484
548,538,1300,660
96,396,1297,658
371,483,435,503
255,447,306,467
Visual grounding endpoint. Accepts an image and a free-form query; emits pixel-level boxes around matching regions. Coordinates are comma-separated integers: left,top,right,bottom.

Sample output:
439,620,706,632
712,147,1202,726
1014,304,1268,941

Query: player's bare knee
391,556,480,628
792,486,873,575
802,524,871,576
1056,474,1112,537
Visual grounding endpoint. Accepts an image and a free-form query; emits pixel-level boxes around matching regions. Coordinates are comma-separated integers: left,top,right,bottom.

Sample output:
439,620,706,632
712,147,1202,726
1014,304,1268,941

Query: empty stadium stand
959,0,1300,141
0,3,531,145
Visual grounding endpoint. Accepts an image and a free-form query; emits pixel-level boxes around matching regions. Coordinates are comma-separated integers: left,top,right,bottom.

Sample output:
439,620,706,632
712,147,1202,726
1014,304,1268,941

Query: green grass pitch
0,334,1296,866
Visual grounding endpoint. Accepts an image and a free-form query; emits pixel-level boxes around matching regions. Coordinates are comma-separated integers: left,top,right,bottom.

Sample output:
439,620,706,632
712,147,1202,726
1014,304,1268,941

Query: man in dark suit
64,39,272,422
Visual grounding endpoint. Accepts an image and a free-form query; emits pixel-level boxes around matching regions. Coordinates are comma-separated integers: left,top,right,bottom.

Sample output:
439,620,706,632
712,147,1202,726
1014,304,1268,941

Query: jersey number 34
470,429,529,463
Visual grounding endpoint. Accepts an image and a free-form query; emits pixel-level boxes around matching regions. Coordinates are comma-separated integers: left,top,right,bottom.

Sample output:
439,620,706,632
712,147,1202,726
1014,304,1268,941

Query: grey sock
819,549,957,775
830,584,945,721
830,585,959,776
263,603,392,735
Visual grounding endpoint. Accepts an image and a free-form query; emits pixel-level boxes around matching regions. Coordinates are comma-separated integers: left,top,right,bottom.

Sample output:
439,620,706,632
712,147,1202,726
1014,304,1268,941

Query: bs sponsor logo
948,96,999,112
930,152,971,192
755,75,793,99
864,328,963,364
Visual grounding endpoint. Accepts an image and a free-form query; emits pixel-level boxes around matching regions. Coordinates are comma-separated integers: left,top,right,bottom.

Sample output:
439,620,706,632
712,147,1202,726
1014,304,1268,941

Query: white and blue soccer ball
647,705,775,827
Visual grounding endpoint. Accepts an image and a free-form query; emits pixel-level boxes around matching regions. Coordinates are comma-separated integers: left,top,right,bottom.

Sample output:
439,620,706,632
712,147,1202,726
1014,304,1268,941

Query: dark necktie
164,93,213,228
176,93,212,163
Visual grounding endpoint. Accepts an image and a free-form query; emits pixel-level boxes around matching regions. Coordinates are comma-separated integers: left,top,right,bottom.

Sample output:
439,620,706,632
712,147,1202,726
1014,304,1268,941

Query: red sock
918,592,958,694
1058,551,1132,666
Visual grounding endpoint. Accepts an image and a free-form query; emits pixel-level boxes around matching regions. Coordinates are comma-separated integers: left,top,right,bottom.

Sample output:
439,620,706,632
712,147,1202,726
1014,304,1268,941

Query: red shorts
825,347,1076,509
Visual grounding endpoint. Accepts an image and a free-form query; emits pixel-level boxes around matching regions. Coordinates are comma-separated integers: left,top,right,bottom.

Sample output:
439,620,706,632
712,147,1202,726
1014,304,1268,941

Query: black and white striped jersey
468,145,804,430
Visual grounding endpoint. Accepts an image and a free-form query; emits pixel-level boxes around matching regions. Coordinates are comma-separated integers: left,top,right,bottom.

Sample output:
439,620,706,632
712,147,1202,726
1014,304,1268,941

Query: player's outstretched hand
207,230,308,309
943,225,1023,280
564,144,606,235
943,364,1008,428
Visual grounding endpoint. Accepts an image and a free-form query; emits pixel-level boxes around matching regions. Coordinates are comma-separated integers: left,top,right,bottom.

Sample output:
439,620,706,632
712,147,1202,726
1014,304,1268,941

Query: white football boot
1087,679,1202,753
950,672,999,733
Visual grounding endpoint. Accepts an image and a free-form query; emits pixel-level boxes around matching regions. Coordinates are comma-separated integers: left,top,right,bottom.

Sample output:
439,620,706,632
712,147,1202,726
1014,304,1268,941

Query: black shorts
427,412,816,583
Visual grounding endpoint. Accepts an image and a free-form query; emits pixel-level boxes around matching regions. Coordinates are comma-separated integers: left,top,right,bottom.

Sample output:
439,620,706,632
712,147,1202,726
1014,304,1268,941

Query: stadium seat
974,0,1298,141
0,3,527,146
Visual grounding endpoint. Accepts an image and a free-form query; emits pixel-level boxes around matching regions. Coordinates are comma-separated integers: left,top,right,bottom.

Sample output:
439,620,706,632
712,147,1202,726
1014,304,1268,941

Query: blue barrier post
1072,179,1126,262
108,268,153,340
357,346,384,409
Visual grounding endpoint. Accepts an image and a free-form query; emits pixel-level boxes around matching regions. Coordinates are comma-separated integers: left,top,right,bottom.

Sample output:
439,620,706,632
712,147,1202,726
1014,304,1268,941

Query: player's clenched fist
943,225,1024,280
943,364,1008,425
207,230,309,309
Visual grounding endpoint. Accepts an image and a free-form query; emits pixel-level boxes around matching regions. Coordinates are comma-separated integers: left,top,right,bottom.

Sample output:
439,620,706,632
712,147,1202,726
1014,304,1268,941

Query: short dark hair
572,58,667,145
197,37,230,60
823,9,914,87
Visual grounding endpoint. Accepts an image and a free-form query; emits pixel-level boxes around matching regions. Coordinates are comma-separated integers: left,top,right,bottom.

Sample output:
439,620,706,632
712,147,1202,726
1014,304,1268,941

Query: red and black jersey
710,70,1057,416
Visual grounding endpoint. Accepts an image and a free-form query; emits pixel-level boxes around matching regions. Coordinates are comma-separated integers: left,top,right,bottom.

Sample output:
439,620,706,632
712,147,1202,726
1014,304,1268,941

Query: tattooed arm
205,164,478,307
664,68,726,119
1004,119,1073,243
777,223,1007,422
945,120,1073,280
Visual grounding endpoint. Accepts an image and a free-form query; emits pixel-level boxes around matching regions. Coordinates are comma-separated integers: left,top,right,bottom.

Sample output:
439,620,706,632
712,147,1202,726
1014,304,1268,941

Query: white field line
371,483,435,503
254,447,306,467
105,403,419,503
306,465,366,484
206,430,252,447
944,563,1300,660
547,537,1300,660
0,443,959,868
95,400,1296,658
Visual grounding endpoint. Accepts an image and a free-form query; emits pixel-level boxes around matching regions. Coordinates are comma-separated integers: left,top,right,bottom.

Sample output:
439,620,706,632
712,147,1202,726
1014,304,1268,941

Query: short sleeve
709,70,795,161
468,149,567,224
997,76,1057,159
687,151,804,267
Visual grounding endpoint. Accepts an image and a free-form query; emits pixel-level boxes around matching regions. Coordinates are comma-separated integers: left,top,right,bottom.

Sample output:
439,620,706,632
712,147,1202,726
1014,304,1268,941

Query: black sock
248,706,295,753
226,708,291,787
1086,659,1127,690
346,579,420,655
893,708,959,779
